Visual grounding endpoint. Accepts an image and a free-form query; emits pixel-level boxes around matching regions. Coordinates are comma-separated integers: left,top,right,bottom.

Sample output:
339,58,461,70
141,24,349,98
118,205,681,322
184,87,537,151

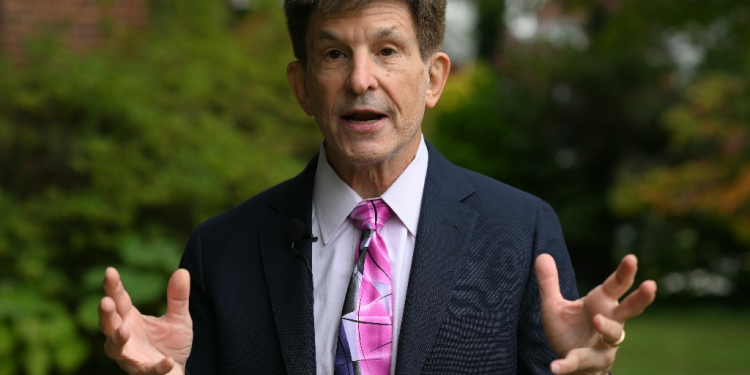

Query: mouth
341,110,388,124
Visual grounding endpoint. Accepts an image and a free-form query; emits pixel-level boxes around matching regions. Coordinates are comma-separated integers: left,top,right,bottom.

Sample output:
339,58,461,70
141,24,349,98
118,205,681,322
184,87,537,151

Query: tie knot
349,199,393,232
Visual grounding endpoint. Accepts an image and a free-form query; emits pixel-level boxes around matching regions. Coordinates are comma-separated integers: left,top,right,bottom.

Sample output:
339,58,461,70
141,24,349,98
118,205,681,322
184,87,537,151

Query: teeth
344,115,382,123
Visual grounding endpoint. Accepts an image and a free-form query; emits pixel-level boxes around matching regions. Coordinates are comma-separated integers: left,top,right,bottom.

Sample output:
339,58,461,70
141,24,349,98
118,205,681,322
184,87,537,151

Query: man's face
291,0,435,166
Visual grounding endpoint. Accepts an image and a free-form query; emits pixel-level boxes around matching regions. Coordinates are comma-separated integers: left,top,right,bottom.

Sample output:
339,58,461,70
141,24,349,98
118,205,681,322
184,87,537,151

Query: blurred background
0,0,748,373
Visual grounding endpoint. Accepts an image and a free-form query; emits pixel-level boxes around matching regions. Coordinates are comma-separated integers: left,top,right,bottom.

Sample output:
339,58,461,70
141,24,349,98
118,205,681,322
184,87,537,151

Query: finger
613,280,657,322
103,267,134,317
550,347,615,375
535,253,562,303
153,357,176,375
166,269,191,320
593,314,624,346
103,324,131,359
600,254,637,300
98,296,123,336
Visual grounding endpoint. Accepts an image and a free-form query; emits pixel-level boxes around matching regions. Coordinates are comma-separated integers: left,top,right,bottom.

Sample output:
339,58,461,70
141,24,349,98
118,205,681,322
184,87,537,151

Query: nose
346,50,379,94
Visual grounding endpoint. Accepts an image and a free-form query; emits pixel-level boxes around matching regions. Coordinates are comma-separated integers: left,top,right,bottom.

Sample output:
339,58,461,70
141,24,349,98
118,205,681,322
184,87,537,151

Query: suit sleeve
180,226,220,374
517,200,579,375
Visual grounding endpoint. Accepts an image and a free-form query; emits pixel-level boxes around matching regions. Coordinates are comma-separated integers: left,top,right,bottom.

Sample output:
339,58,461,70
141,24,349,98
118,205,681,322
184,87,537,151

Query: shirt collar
313,136,429,244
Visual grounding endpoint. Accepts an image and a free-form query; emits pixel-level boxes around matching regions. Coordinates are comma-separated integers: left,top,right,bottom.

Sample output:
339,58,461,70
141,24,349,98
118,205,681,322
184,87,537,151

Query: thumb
166,269,191,320
535,253,562,304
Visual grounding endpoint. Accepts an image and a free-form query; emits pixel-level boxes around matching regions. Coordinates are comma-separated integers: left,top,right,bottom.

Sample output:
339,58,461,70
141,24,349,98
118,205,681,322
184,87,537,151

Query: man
98,0,657,374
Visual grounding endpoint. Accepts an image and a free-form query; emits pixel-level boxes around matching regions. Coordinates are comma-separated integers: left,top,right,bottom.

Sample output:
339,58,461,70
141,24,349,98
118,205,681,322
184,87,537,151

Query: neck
326,135,421,199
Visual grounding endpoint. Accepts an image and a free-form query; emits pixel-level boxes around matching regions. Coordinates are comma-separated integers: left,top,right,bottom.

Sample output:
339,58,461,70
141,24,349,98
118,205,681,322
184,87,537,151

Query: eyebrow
312,30,340,46
311,27,402,47
376,27,397,39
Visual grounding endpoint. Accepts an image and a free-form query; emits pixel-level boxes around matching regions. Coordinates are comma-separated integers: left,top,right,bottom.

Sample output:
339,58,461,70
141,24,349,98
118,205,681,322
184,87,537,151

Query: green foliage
0,0,320,373
612,73,750,225
600,2,750,302
2,0,749,372
429,0,750,295
610,71,750,299
474,0,505,61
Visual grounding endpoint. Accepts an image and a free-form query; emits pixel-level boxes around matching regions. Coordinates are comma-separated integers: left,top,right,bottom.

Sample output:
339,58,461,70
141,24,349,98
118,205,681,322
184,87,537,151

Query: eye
380,48,395,56
327,50,343,59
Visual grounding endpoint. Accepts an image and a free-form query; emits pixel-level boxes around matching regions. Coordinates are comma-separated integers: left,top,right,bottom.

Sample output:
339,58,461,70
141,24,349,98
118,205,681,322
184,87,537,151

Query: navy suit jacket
180,142,579,374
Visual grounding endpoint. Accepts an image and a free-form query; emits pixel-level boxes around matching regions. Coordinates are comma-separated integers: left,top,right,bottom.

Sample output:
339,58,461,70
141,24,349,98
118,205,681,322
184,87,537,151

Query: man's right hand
99,267,193,375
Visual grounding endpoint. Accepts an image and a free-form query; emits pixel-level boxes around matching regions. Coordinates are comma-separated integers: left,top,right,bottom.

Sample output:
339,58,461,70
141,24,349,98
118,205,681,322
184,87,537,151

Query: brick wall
0,0,147,57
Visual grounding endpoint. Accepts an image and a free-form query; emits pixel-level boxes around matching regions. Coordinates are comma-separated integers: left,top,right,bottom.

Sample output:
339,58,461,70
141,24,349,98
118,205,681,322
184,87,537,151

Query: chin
327,130,419,166
341,149,391,166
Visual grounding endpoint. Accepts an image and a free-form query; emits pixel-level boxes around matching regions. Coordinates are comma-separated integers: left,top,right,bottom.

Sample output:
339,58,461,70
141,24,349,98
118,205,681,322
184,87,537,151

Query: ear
425,52,451,109
286,61,314,116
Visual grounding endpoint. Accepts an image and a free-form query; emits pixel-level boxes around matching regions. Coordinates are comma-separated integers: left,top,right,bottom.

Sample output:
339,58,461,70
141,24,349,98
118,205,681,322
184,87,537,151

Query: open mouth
342,111,387,124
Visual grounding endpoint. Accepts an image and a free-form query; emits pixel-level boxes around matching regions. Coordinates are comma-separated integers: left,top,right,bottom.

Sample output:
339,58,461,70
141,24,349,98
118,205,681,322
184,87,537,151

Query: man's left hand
535,254,657,375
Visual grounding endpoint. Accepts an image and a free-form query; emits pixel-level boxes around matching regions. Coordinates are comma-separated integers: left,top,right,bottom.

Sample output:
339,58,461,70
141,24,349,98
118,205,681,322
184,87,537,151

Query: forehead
307,0,417,44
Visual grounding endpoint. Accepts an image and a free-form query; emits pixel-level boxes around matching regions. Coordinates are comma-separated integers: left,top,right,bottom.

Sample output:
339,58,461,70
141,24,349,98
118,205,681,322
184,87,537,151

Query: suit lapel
396,143,478,375
257,144,477,374
259,155,318,375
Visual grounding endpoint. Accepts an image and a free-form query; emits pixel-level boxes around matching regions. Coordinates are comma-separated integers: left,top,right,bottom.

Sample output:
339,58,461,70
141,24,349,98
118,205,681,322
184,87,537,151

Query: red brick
0,0,147,58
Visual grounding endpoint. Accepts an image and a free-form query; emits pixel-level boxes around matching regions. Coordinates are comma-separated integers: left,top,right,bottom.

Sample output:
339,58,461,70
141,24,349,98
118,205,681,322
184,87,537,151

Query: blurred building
0,0,147,57
505,0,589,50
443,0,479,68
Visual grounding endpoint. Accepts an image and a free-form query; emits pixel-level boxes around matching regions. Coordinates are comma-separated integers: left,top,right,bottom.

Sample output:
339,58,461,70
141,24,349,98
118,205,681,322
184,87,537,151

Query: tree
0,1,320,373
611,70,750,302
428,0,750,298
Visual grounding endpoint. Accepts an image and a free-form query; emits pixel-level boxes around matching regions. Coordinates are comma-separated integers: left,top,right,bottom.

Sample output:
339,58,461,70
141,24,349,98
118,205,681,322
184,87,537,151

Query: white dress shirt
311,137,429,375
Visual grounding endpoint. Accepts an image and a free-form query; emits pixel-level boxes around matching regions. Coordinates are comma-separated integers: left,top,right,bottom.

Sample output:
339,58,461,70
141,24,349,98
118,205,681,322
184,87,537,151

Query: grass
613,307,750,375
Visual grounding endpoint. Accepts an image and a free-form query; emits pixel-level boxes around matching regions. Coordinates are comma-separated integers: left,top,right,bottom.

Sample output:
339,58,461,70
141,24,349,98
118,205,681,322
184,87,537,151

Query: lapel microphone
286,220,318,246
286,220,317,273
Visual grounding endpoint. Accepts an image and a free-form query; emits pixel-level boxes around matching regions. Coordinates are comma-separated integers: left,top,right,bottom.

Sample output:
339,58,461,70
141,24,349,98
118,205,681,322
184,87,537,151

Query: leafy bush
428,0,750,299
0,1,320,373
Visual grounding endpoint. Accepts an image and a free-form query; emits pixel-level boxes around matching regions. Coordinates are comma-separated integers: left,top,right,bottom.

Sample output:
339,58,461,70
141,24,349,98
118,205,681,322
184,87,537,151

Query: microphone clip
286,220,316,273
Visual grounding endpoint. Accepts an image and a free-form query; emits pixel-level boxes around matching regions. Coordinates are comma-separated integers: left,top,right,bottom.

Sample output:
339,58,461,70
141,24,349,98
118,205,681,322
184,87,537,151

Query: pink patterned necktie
335,199,394,375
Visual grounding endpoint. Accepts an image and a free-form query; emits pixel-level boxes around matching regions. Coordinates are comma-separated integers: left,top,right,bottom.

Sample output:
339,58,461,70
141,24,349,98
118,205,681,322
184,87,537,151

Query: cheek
400,78,427,132
401,74,427,113
308,86,334,121
307,72,334,103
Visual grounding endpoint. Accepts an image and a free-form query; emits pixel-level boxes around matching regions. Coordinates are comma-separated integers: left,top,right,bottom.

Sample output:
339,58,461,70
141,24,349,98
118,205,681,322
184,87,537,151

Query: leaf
115,268,168,306
0,357,16,375
54,337,89,373
118,235,183,273
22,344,51,375
76,296,104,332
0,323,13,356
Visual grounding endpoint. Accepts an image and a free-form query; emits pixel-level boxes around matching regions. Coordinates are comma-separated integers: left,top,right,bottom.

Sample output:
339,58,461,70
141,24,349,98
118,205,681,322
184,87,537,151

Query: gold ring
601,330,625,347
